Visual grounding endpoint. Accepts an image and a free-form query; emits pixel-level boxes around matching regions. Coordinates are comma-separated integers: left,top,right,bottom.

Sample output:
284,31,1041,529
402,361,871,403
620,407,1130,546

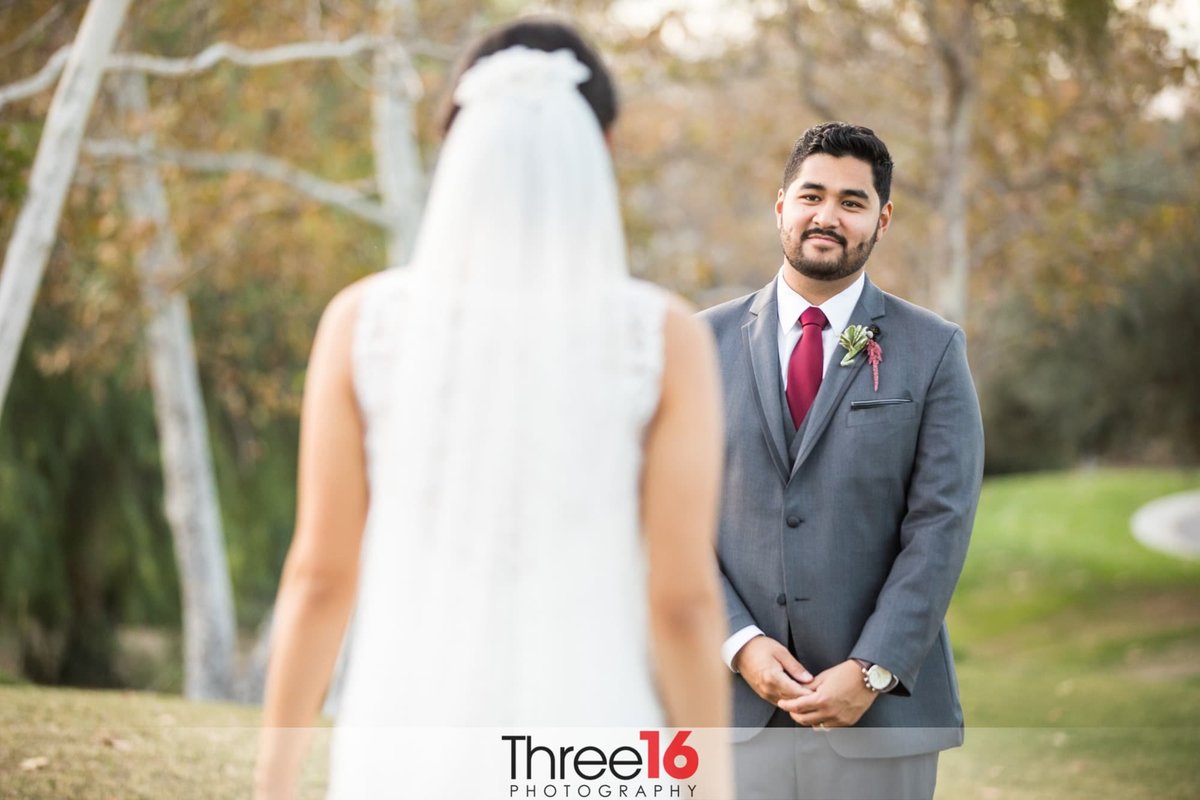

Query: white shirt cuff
722,625,765,672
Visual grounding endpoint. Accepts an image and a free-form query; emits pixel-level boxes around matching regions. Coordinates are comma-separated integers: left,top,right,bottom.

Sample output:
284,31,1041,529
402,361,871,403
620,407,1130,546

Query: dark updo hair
782,122,894,206
438,18,618,136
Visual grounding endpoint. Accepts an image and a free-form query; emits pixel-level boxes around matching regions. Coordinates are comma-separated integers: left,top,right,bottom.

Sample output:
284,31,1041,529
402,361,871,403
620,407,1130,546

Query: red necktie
786,306,828,428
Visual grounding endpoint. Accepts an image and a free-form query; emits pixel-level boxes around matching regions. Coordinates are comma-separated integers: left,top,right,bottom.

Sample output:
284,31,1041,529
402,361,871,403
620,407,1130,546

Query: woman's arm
640,298,731,797
255,282,369,800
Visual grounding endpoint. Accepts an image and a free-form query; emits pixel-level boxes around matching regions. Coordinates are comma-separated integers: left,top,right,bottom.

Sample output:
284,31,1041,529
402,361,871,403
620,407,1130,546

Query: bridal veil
331,42,667,754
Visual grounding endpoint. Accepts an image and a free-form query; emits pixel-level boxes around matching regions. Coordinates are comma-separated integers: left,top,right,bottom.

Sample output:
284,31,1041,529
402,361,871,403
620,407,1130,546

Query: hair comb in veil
453,46,591,107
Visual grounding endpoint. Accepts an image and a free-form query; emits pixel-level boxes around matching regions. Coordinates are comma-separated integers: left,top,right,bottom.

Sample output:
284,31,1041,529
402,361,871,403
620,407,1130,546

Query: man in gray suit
701,122,984,799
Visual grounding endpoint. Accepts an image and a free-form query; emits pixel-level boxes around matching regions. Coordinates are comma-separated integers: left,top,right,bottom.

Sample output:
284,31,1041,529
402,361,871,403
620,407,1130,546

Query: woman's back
326,270,669,796
337,268,669,726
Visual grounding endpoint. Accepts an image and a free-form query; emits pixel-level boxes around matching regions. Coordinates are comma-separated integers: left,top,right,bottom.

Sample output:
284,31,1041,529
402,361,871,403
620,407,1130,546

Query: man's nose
811,200,839,228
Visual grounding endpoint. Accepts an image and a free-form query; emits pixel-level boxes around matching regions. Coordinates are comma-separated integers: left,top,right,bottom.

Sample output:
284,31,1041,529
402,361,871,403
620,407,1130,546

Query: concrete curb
1130,490,1200,560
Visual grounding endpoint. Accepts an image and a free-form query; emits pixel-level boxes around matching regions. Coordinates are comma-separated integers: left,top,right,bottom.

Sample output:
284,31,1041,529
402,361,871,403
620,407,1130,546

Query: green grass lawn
937,468,1200,799
1,468,1198,798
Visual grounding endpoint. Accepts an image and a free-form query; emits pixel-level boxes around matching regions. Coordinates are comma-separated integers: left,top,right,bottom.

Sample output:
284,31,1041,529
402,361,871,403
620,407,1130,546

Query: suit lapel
742,282,791,481
791,277,888,476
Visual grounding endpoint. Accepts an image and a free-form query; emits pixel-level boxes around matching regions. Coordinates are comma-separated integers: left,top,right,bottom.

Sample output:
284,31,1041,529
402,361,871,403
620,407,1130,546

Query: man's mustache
802,228,847,246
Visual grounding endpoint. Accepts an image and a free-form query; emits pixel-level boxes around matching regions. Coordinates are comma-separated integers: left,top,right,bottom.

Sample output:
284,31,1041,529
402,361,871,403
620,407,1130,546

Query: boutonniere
838,324,883,391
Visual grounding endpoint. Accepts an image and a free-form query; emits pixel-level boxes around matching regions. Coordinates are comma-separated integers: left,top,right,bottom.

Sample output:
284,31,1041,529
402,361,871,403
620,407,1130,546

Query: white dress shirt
720,268,867,671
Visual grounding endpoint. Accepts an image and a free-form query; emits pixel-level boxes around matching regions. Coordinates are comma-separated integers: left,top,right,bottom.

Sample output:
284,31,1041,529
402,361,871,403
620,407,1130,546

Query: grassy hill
938,468,1200,798
1,468,1198,798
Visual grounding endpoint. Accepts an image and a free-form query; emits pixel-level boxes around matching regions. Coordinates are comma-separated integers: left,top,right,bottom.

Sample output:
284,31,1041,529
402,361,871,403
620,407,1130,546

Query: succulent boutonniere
838,324,884,391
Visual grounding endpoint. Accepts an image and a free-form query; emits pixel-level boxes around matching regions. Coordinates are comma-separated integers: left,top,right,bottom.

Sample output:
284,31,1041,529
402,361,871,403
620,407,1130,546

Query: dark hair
438,18,618,136
781,122,894,206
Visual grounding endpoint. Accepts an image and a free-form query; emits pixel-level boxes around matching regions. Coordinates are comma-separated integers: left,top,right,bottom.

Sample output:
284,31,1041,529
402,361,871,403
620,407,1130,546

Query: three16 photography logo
502,730,699,798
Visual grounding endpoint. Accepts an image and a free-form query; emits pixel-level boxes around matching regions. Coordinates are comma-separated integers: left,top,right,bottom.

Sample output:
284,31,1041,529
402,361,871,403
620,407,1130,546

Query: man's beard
782,224,879,282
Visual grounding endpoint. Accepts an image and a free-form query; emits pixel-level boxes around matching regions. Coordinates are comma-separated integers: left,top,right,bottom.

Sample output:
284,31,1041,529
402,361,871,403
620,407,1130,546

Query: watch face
867,664,893,690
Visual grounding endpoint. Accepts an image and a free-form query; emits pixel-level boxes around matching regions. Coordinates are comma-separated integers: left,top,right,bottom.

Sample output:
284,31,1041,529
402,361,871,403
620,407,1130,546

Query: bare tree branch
0,33,456,111
783,0,839,121
0,45,71,110
108,32,384,76
82,138,391,227
0,3,65,59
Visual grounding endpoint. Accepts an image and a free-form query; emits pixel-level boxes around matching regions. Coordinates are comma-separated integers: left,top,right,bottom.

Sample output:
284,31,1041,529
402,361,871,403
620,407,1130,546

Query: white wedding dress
325,47,670,798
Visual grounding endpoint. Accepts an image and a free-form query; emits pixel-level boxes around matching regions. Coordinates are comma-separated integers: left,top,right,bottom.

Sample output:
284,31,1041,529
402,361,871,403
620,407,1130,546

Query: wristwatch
854,659,898,693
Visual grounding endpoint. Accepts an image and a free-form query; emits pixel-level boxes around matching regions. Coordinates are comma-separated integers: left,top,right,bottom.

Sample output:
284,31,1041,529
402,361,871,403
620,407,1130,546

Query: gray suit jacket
700,276,984,758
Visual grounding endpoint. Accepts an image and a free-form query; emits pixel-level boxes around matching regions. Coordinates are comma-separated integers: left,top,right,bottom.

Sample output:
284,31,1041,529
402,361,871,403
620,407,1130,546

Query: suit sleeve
701,305,762,640
720,565,757,637
850,327,983,695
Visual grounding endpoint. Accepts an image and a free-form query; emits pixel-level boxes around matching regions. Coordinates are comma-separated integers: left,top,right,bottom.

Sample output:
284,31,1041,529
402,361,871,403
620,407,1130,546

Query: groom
701,122,984,799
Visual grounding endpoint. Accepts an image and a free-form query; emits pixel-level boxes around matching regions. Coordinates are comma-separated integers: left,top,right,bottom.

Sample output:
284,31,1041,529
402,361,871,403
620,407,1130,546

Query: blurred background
0,0,1197,751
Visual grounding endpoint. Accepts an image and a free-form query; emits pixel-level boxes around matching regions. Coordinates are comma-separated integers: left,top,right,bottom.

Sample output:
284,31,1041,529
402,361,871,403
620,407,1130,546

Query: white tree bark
1,35,379,111
1,34,456,112
108,71,237,701
82,139,390,227
0,0,132,420
372,0,426,266
1,24,436,266
0,46,73,110
921,0,977,324
237,608,274,703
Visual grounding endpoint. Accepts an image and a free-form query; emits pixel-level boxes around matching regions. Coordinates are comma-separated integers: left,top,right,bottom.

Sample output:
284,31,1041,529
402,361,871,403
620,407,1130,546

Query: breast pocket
846,395,918,427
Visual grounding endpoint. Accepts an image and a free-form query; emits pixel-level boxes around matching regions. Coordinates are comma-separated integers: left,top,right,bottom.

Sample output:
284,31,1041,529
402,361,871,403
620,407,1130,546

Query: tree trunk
372,0,426,266
237,609,274,703
0,0,132,420
109,71,237,701
922,0,977,324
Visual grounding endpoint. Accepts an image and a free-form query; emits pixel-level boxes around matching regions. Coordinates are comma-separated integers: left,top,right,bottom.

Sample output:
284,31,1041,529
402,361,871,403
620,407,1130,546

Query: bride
255,19,729,799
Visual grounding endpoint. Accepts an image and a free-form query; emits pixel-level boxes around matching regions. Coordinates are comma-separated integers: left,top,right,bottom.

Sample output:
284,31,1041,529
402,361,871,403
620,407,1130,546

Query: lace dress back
326,269,669,798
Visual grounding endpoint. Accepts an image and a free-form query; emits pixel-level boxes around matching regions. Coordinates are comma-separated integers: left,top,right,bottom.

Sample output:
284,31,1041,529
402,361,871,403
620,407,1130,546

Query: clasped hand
733,637,877,729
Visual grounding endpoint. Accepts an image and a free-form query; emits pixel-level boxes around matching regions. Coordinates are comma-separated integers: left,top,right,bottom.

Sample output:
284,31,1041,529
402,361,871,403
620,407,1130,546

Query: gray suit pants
734,708,938,800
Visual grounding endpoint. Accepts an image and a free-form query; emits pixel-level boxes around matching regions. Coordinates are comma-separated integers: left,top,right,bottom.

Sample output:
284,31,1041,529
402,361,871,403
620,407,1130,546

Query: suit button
786,516,801,528
776,593,787,606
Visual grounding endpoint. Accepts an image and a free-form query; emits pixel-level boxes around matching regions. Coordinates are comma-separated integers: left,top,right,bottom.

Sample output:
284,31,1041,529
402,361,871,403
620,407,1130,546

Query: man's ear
876,200,894,238
775,188,786,226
